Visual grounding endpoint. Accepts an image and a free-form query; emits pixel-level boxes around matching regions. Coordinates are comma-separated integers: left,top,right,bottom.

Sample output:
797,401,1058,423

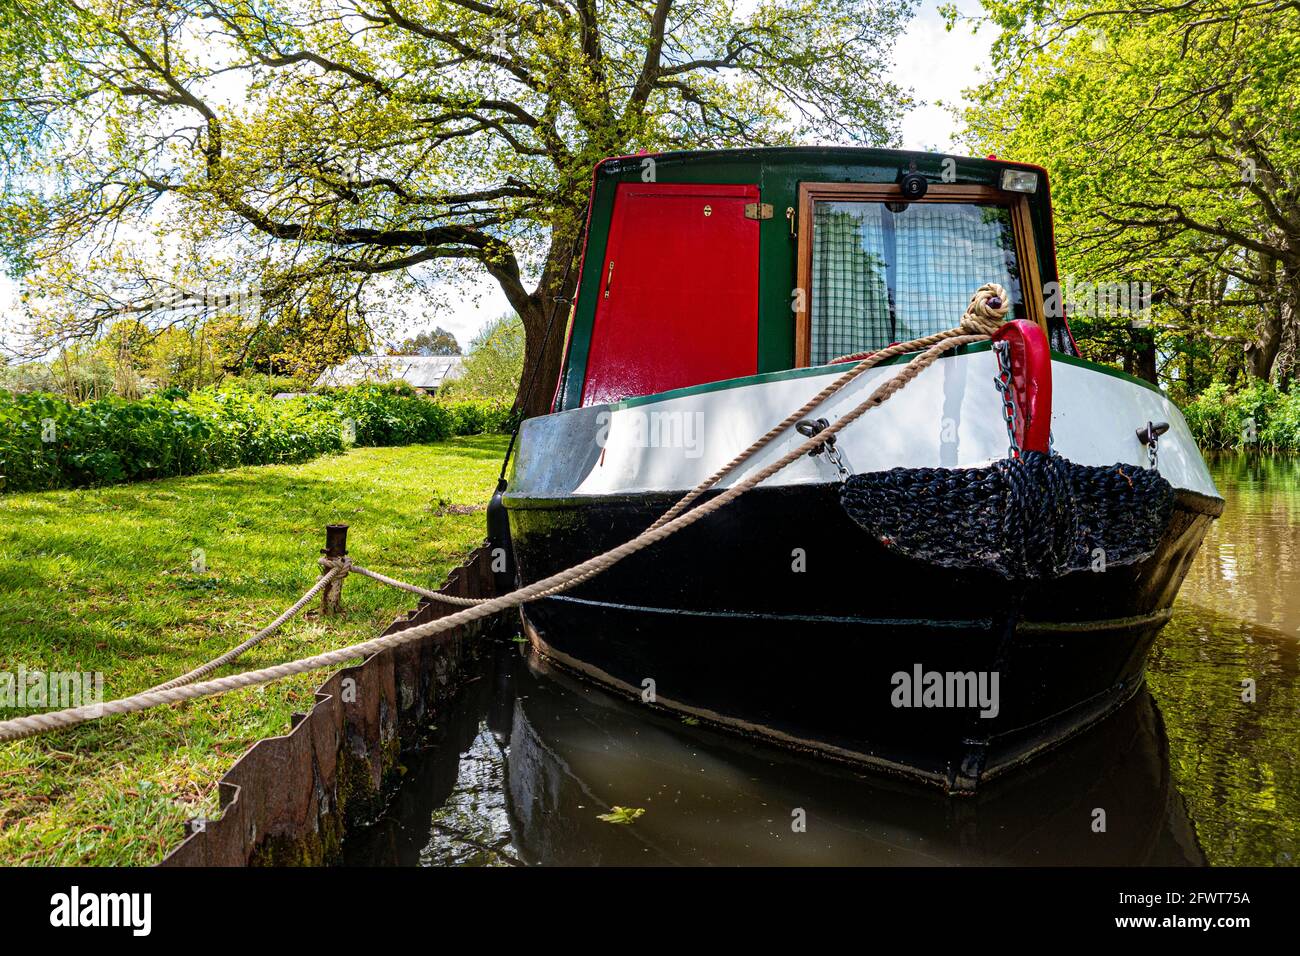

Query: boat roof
591,145,1047,179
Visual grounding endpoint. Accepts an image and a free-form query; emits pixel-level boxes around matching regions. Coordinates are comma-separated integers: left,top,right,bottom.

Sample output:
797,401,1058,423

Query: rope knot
319,555,353,577
959,282,1010,336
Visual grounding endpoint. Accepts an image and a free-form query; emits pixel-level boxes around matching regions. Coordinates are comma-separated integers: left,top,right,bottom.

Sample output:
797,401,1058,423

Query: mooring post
321,523,349,616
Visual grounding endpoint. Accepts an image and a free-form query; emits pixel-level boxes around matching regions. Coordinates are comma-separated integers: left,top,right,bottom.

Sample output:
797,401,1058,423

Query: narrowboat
498,147,1223,793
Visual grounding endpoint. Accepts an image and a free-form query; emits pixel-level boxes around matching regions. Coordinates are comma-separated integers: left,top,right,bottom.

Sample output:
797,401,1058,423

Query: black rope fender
839,450,1175,580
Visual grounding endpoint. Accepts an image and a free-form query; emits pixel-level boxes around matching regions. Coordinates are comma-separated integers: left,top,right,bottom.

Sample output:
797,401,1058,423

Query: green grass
0,436,508,866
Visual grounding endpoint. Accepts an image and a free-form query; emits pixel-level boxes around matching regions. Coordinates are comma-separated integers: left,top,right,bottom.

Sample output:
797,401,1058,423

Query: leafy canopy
2,0,916,408
955,0,1300,387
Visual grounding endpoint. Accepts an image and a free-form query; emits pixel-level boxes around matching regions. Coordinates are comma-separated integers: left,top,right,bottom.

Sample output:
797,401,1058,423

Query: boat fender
991,319,1052,454
839,452,1174,581
486,478,516,595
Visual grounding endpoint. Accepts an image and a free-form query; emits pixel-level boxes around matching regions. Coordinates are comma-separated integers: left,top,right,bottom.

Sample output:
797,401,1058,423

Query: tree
393,326,461,355
243,282,373,379
0,0,74,178
955,0,1300,386
2,0,915,416
443,311,524,400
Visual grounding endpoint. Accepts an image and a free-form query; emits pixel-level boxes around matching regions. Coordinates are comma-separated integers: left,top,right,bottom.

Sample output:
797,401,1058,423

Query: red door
581,182,760,406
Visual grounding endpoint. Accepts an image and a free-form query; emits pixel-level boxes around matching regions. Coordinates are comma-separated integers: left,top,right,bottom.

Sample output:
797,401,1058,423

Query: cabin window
810,202,1021,364
795,183,1044,367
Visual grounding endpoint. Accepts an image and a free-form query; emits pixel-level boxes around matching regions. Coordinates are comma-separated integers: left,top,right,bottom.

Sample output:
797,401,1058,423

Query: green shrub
226,373,310,396
0,385,512,493
1183,380,1300,451
442,399,518,435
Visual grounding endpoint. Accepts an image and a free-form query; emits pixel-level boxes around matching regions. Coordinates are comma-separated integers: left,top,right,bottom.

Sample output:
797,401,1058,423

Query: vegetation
956,0,1300,392
393,327,461,357
597,806,646,825
1,0,915,416
0,438,508,865
0,384,512,494
0,317,333,400
0,0,73,170
1183,382,1300,451
443,314,526,403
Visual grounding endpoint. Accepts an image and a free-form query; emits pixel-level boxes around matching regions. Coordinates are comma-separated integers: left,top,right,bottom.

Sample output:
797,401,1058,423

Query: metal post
321,524,348,616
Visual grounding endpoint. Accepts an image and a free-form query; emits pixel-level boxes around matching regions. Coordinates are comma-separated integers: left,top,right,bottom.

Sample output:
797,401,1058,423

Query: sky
0,0,993,357
894,0,991,153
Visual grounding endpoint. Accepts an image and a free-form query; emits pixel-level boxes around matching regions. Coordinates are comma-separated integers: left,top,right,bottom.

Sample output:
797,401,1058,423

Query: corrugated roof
314,355,466,389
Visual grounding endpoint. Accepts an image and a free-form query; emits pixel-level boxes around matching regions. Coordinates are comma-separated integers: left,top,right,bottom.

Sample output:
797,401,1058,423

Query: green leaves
1184,381,1300,451
0,384,512,494
442,312,524,403
596,806,645,825
962,0,1300,388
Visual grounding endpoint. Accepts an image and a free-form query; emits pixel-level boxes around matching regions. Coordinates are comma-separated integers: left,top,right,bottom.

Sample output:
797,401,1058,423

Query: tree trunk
513,220,583,420
1247,253,1287,381
1273,277,1299,388
1125,322,1158,384
516,295,563,418
1224,356,1242,389
1247,305,1284,380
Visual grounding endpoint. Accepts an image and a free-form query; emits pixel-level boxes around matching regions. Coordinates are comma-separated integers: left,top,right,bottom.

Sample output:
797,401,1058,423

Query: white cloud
890,0,991,153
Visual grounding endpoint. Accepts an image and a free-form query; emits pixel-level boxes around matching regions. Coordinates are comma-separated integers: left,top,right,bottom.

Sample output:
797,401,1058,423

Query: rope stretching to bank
0,286,1009,744
139,557,471,700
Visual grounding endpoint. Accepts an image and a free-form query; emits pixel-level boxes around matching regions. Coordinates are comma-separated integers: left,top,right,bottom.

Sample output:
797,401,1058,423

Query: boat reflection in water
343,640,1204,867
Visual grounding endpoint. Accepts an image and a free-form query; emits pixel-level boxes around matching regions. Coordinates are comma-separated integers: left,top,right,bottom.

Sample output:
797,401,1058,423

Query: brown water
343,455,1299,866
1144,455,1300,866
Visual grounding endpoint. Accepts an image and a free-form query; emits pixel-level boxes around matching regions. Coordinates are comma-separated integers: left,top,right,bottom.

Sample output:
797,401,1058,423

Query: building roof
314,355,466,389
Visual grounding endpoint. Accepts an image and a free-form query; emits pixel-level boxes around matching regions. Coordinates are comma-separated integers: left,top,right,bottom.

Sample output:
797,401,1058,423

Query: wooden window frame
793,182,1046,367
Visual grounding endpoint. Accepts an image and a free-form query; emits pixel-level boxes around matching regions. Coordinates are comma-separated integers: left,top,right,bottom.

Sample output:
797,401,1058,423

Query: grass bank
0,436,507,865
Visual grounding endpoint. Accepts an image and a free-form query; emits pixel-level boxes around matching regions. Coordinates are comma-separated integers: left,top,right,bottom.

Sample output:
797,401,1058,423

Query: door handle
603,260,614,299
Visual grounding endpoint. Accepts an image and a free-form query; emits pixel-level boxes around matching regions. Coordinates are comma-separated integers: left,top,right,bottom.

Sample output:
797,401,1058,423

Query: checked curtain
810,201,1023,365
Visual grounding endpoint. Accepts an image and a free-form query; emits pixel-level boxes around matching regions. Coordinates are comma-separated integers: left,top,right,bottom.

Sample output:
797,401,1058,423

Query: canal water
342,455,1299,866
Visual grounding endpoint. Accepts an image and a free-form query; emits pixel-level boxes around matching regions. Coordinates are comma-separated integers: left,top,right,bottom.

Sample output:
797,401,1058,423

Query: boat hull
508,481,1221,791
503,349,1222,791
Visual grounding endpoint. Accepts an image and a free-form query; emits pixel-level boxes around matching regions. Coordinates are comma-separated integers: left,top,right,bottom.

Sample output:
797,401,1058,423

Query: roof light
1000,169,1039,193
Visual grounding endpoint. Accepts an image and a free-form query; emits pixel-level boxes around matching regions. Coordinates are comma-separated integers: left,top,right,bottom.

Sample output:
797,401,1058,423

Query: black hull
505,482,1221,792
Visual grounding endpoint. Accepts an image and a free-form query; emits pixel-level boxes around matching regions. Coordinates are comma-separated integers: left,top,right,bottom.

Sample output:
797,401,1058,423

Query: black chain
992,341,1021,459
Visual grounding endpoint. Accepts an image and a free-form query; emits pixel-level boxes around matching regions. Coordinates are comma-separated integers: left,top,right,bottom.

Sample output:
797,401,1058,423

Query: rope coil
0,285,1011,744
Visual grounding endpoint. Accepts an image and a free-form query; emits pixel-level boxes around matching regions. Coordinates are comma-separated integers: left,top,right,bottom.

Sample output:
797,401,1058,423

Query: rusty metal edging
159,546,502,867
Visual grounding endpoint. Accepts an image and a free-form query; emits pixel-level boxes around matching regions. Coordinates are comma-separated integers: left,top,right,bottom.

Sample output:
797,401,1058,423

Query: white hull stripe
508,352,1221,502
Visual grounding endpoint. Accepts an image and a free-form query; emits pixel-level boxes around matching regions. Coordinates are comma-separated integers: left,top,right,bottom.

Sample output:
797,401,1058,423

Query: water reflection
345,641,1203,866
343,454,1298,867
1146,454,1300,866
1179,454,1300,635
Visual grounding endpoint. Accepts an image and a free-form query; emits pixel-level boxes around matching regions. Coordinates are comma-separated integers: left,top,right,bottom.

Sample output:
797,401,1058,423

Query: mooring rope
141,557,466,700
647,284,1010,534
409,283,1010,601
0,285,1009,744
142,566,344,694
342,559,485,607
